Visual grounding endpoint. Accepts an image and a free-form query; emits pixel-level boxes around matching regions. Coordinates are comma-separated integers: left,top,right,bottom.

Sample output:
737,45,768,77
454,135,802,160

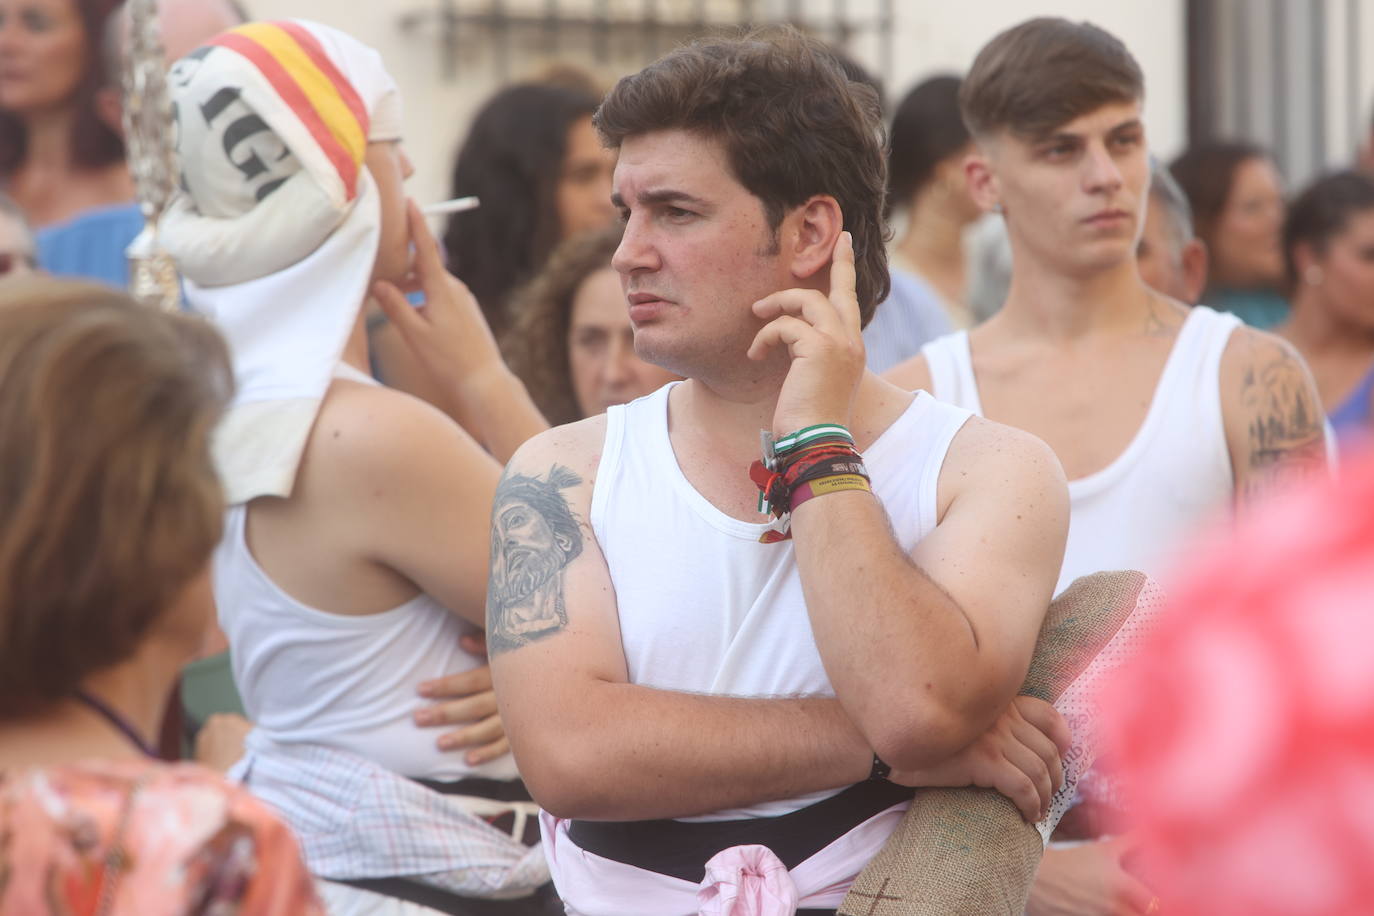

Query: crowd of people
1,1,1372,915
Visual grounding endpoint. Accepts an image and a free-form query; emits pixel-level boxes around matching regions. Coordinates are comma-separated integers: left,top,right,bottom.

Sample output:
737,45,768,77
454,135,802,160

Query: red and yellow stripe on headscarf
209,21,371,201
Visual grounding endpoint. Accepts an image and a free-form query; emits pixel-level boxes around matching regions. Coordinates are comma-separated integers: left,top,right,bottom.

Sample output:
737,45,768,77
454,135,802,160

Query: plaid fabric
229,731,550,900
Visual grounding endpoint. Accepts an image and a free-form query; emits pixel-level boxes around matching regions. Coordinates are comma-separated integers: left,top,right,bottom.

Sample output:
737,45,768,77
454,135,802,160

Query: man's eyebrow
609,188,710,210
1029,129,1081,145
1030,117,1144,145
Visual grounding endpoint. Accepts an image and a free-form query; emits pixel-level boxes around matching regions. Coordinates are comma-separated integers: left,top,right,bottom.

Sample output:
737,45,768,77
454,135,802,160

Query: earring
990,202,1004,214
1305,266,1324,286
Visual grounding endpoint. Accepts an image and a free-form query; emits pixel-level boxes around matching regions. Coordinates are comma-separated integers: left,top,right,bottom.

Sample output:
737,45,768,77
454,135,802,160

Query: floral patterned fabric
0,759,322,915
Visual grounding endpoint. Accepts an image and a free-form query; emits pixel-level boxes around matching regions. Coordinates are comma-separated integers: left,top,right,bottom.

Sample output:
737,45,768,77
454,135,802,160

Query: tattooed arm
485,418,881,819
1220,327,1330,505
488,418,1067,822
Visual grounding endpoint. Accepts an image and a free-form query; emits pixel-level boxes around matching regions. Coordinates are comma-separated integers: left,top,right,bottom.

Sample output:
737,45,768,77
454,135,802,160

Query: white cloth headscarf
165,20,402,503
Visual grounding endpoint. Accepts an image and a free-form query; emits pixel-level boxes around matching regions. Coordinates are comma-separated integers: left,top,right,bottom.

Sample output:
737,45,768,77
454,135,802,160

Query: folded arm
791,416,1069,770
490,416,1067,822
487,422,876,819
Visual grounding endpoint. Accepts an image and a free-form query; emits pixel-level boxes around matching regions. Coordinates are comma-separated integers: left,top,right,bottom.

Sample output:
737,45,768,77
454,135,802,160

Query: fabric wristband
772,423,855,456
784,454,868,490
762,423,856,471
789,473,871,513
752,452,868,519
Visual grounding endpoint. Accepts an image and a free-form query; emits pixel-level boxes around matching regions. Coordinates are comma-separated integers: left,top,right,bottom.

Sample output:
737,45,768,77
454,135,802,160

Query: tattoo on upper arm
1239,343,1327,501
486,465,584,655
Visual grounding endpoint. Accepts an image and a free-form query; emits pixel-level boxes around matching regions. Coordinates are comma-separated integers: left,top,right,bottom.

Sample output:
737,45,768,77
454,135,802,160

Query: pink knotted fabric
697,844,800,916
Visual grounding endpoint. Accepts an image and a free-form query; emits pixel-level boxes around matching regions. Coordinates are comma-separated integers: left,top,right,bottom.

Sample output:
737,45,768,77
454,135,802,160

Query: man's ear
787,194,843,282
1290,240,1318,281
965,148,1001,214
1181,238,1209,305
94,87,125,139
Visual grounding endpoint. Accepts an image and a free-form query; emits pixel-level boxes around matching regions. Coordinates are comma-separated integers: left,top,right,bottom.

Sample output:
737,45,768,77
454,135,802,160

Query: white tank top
921,306,1241,595
214,368,518,782
592,383,972,819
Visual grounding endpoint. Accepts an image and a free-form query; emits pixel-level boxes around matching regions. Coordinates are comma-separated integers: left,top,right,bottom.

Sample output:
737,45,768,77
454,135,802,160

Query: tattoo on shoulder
1240,341,1326,500
486,465,585,656
1142,294,1181,339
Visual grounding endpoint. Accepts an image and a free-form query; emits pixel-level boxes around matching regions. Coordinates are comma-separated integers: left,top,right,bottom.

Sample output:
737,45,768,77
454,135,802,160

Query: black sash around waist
333,877,564,916
413,774,540,846
567,779,914,884
413,775,536,803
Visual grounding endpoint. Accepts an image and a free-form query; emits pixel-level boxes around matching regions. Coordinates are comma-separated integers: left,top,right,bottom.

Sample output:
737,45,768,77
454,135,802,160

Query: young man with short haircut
885,18,1328,913
489,28,1074,913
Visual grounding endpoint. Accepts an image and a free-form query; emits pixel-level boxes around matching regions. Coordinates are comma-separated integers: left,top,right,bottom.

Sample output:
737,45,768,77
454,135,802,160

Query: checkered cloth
229,730,550,900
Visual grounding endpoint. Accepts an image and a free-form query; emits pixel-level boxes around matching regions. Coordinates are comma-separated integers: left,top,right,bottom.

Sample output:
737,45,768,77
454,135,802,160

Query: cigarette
421,196,480,216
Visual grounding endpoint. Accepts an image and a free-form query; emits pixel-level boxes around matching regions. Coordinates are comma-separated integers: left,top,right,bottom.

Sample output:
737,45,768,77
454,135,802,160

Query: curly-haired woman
504,224,678,425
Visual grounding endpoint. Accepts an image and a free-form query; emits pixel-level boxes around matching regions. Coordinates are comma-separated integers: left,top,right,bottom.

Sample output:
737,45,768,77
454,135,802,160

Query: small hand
372,200,506,398
414,655,510,766
747,231,866,436
892,695,1071,823
1026,837,1158,916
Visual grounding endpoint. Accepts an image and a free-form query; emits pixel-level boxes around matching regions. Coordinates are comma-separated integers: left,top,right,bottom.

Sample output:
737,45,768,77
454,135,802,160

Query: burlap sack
839,570,1164,916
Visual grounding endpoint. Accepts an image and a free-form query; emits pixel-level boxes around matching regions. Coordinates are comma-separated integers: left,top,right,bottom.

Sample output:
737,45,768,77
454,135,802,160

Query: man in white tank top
884,19,1330,915
488,30,1078,915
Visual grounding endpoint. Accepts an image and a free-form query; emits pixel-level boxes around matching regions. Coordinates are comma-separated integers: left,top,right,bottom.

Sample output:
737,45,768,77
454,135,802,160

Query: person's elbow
508,715,627,819
864,676,1014,771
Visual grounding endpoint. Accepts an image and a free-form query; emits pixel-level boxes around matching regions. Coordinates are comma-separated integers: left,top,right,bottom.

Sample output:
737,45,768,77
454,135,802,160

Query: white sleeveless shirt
921,306,1241,595
591,383,972,819
214,367,518,782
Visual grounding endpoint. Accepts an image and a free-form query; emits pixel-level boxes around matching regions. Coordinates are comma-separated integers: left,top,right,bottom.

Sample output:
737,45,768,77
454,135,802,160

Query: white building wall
887,3,1186,159
242,0,1186,213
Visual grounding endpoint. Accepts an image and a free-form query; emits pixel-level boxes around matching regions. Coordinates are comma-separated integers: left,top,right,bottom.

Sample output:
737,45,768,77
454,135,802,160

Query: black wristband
869,754,892,781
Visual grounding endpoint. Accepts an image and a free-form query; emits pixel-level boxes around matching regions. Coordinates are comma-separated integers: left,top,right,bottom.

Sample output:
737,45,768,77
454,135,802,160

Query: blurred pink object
1104,448,1374,916
697,844,799,916
0,759,323,915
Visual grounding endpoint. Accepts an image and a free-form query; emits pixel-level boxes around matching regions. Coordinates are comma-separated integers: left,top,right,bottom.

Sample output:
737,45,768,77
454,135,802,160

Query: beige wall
243,1,1186,212
888,3,1187,159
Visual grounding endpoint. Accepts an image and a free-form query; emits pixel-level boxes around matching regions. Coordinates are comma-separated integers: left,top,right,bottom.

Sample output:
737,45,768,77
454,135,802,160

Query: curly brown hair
503,224,623,426
593,26,890,324
0,279,232,718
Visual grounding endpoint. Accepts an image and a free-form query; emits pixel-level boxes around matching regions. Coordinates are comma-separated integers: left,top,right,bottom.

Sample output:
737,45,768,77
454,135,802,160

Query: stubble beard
495,545,562,604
